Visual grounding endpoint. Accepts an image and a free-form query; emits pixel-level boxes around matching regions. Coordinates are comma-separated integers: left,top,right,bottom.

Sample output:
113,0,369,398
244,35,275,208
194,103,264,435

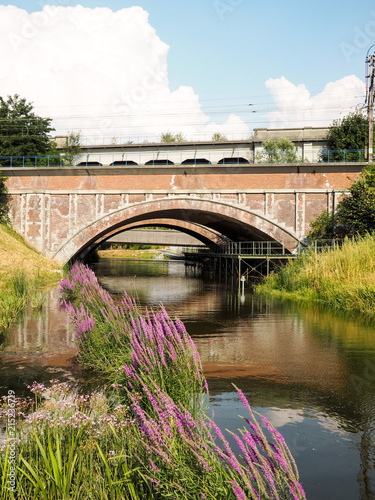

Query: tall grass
256,233,375,316
0,273,29,342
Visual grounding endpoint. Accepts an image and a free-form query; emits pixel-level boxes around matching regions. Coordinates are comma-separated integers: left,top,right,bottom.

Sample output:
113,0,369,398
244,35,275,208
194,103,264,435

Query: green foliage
307,164,375,239
123,244,152,250
64,131,82,156
174,132,186,142
257,233,375,318
321,111,369,161
11,271,29,297
306,210,336,241
336,163,375,236
258,137,298,163
0,94,55,163
159,131,185,143
0,170,9,223
211,132,227,142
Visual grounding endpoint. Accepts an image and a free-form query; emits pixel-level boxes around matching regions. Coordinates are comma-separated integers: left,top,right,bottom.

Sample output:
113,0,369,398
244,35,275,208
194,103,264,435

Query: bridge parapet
0,148,366,167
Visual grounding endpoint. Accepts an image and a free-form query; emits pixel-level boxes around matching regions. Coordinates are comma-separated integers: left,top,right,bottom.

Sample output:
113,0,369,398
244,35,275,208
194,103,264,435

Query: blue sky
1,1,374,142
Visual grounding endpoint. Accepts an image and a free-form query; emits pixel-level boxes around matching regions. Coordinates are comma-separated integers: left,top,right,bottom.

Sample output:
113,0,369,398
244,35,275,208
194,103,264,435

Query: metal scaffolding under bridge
184,239,342,278
183,241,298,278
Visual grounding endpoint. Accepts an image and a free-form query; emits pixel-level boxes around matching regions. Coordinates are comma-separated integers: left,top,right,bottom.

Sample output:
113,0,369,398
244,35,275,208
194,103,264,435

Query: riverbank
0,224,62,339
256,233,375,316
98,248,164,260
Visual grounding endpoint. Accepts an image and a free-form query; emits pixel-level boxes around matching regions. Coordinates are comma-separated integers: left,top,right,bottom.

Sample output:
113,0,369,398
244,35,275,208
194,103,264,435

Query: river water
1,259,375,500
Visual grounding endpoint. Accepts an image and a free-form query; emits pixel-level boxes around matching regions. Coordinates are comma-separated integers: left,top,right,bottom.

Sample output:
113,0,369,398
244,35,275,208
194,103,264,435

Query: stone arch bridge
4,162,365,264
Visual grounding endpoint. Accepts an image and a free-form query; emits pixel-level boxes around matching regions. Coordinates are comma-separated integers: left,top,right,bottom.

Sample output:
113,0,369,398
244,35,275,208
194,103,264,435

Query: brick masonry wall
5,163,364,263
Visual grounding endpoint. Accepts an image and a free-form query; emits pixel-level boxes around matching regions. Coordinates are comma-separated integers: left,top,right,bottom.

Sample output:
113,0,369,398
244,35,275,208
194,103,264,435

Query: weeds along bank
0,224,62,341
256,233,375,317
1,262,306,499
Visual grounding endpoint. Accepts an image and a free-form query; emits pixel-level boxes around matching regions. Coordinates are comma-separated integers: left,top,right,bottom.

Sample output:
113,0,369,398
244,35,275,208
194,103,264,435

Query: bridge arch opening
52,197,300,264
90,219,226,256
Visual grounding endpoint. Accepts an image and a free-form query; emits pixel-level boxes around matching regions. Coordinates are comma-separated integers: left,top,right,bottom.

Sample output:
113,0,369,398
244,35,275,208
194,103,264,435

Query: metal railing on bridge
0,149,368,168
184,239,345,258
185,241,289,256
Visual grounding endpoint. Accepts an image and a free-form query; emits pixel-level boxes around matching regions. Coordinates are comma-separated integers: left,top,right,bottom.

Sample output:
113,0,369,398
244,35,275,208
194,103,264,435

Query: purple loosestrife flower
140,315,153,343
231,481,249,500
273,446,289,473
261,414,287,447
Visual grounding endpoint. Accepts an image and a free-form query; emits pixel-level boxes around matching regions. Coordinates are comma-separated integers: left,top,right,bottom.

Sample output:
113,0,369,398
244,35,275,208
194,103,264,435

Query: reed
257,233,375,316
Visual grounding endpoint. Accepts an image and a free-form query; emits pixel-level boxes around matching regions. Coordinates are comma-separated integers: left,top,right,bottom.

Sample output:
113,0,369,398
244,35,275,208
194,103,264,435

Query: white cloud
0,5,250,143
263,408,305,428
265,75,366,128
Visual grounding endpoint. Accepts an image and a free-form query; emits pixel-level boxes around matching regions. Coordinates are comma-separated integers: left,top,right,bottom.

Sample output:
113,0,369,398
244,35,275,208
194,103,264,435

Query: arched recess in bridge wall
52,197,301,264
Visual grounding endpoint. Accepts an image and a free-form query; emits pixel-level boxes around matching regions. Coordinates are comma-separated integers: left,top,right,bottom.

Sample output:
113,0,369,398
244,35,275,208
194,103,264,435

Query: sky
1,0,374,144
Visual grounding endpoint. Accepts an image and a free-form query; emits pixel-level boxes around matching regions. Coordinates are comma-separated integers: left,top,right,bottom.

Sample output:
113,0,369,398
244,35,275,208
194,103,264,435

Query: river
1,258,375,500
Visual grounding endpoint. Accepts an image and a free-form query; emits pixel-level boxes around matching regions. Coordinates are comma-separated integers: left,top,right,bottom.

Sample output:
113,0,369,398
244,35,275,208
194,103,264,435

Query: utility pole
366,50,375,162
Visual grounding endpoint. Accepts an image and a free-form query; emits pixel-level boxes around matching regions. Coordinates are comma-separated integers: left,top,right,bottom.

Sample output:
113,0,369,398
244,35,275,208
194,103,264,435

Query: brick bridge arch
53,196,300,264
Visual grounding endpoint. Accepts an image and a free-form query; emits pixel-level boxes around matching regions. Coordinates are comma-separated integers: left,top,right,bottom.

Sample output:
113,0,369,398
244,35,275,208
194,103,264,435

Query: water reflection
0,259,375,499
1,288,74,362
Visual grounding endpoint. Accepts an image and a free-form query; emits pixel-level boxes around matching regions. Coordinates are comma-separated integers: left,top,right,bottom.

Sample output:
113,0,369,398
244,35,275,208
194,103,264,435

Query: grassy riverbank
0,224,62,339
256,233,375,316
98,248,163,260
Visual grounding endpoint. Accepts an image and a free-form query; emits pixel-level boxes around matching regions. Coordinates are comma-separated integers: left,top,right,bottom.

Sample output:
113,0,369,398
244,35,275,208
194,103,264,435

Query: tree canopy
321,111,369,161
0,94,55,162
307,164,375,240
64,131,82,156
0,171,9,223
258,137,297,163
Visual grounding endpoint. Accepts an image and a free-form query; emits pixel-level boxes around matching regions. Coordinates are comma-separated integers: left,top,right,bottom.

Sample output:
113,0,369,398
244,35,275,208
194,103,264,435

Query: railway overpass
2,146,367,264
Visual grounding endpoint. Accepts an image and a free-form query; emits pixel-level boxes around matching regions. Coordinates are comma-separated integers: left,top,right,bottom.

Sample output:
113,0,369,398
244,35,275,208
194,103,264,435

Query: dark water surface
1,259,375,499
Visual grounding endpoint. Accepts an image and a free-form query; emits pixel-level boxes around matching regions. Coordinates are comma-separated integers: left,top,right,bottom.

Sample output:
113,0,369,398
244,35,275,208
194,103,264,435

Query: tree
321,111,369,162
306,210,336,241
65,131,82,155
211,132,227,142
258,137,297,163
0,171,9,223
307,164,375,240
0,94,55,165
335,163,375,235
